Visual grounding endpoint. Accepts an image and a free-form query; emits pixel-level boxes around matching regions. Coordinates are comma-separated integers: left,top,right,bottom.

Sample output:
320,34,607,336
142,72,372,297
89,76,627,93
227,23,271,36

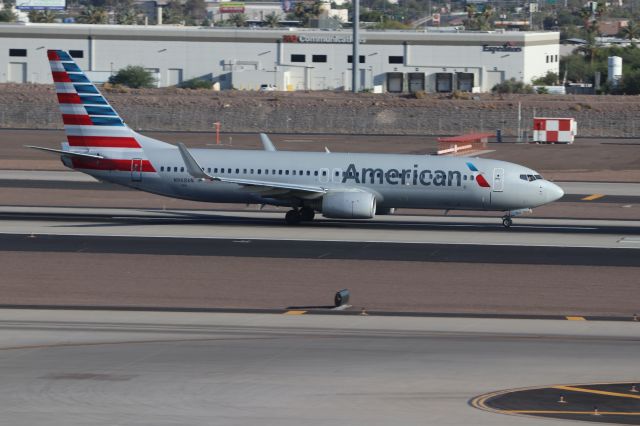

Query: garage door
408,73,425,93
436,73,452,92
457,73,474,91
387,73,403,93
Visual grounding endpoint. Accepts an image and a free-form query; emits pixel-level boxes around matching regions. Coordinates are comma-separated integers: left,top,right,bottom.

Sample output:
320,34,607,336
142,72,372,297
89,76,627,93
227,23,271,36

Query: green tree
184,0,207,23
0,7,17,22
532,71,559,85
77,6,108,24
263,12,280,28
109,65,156,88
227,13,247,27
163,0,185,24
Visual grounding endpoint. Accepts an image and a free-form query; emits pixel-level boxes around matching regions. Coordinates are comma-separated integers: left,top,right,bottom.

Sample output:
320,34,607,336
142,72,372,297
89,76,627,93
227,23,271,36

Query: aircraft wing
25,145,104,159
177,143,326,198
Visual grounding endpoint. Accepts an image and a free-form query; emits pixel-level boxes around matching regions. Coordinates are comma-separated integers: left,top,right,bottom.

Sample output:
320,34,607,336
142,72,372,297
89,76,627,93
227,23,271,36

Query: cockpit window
521,174,543,182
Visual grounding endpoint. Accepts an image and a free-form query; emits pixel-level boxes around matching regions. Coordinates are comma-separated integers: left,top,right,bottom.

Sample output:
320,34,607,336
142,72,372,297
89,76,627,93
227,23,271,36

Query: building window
348,55,365,64
291,54,306,63
9,49,26,57
388,56,403,64
555,55,558,62
312,55,327,63
69,50,84,58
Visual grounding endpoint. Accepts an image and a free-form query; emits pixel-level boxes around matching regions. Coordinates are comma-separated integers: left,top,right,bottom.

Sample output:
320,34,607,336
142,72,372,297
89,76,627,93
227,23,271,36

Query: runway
0,206,638,316
0,309,638,426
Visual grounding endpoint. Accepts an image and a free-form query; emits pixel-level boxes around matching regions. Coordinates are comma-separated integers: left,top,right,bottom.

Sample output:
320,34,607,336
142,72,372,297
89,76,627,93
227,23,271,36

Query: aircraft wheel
285,209,302,225
502,216,513,228
299,207,315,221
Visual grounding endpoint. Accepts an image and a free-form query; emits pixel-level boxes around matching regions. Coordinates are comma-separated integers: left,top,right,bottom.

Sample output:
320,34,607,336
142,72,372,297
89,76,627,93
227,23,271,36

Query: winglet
260,133,277,152
325,147,331,153
177,143,215,181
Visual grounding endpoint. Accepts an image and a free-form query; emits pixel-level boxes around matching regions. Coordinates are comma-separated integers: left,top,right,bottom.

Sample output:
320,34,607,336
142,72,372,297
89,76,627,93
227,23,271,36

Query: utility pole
352,0,360,93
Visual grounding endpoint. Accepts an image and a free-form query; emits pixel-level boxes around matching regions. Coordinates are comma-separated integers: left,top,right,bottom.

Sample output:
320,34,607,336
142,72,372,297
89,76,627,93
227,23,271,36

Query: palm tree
228,13,247,27
264,12,280,28
28,10,57,22
577,32,598,65
465,3,476,19
77,6,108,24
621,21,640,41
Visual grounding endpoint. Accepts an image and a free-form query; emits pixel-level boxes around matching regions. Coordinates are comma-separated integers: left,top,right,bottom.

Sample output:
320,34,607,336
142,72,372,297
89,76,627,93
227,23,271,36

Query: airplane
29,50,564,228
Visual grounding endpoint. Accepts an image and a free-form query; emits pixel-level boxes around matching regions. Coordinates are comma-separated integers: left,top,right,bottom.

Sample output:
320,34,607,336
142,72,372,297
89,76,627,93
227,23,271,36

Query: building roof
0,23,559,46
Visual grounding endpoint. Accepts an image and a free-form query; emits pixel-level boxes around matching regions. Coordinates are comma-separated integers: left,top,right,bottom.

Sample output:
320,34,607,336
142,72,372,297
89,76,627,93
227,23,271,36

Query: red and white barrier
532,117,577,144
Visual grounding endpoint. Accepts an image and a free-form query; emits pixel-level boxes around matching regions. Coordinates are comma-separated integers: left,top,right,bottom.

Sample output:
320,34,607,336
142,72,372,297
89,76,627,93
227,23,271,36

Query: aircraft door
131,158,143,182
492,168,504,192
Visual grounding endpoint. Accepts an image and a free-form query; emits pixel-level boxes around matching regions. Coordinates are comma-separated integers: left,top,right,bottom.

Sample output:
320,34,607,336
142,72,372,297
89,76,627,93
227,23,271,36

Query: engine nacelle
376,207,396,215
322,191,376,219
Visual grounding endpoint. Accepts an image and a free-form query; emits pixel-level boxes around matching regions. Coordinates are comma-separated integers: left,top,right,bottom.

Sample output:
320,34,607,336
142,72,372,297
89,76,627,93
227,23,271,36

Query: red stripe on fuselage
67,135,141,148
47,50,60,61
71,158,156,172
57,93,82,104
62,114,93,125
52,71,71,83
476,174,490,188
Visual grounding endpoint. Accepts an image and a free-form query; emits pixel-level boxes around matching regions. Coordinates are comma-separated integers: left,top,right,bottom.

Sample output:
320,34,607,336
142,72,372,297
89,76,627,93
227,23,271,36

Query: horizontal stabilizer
25,145,104,159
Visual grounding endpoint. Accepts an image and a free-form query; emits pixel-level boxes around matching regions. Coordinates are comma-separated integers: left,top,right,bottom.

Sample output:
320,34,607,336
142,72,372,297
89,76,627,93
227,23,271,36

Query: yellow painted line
566,316,586,321
507,410,640,415
284,310,307,315
582,194,605,201
553,385,640,400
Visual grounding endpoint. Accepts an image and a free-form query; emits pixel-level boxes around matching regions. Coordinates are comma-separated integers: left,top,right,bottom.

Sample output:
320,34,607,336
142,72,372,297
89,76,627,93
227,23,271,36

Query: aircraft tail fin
46,49,171,173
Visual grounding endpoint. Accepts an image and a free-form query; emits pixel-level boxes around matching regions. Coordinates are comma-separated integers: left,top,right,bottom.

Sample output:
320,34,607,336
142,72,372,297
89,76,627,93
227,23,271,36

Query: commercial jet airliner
29,50,564,227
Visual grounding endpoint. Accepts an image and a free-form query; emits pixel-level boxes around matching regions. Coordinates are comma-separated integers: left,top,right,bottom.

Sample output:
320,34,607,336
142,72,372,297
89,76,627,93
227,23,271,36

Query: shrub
413,90,427,99
491,78,535,94
108,66,156,89
531,71,559,86
180,78,213,89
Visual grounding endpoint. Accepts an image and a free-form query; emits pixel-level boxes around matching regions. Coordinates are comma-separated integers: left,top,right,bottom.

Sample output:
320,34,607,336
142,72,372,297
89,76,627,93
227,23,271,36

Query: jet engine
321,191,376,219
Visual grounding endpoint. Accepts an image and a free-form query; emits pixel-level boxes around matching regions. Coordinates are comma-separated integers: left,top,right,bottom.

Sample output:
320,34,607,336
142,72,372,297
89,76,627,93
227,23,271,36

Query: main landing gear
285,207,315,225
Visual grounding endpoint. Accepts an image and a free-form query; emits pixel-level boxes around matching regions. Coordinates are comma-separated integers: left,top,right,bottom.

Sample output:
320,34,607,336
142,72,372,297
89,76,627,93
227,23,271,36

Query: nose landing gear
502,216,513,228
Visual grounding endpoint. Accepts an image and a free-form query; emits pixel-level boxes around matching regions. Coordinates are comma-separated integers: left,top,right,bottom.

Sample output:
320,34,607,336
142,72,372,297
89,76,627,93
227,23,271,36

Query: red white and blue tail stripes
48,50,154,172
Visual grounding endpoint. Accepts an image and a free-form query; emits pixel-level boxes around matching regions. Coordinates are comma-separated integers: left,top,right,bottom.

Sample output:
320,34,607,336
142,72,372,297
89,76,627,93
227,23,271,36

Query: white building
0,23,559,92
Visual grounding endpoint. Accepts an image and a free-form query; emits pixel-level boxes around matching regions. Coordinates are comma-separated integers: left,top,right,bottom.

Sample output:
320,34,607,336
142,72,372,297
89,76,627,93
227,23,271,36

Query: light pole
352,0,359,93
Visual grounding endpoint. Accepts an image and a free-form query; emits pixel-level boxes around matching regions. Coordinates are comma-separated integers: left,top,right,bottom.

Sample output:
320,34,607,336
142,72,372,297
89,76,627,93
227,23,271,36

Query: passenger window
314,171,318,176
279,170,283,175
214,168,218,173
463,175,467,180
243,169,247,174
285,170,290,175
174,167,178,172
207,168,211,172
236,168,239,174
292,170,296,175
258,169,262,174
265,169,269,175
160,166,164,172
335,171,340,177
180,167,184,172
306,171,310,176
322,170,327,176
299,170,303,175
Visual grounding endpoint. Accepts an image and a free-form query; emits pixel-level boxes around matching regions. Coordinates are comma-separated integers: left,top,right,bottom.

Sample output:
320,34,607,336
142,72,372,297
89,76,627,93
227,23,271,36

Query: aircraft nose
547,182,564,202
